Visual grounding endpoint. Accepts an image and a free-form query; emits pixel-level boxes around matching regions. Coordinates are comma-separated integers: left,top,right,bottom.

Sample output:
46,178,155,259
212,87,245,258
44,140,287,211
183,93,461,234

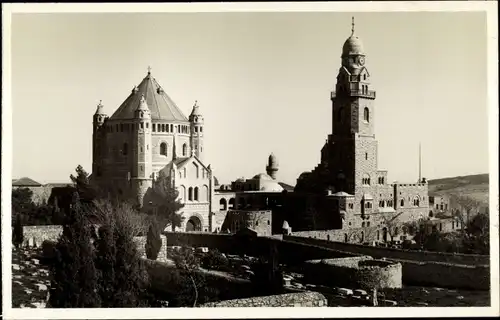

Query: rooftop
109,69,189,122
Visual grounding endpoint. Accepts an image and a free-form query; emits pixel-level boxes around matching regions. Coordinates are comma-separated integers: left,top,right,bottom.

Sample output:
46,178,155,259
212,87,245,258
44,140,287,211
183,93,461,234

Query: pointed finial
98,100,103,106
140,94,145,103
351,16,355,35
191,148,196,157
147,66,151,74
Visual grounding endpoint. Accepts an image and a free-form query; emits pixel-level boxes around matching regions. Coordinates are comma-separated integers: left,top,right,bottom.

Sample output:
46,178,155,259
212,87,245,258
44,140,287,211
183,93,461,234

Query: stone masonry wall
284,235,489,265
200,291,328,307
302,257,402,289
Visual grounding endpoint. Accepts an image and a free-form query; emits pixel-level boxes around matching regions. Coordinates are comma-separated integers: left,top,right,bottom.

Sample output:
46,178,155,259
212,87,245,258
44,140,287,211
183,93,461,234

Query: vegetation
170,247,218,307
148,171,185,232
48,192,101,308
145,223,162,261
12,213,24,249
250,242,284,296
200,249,230,272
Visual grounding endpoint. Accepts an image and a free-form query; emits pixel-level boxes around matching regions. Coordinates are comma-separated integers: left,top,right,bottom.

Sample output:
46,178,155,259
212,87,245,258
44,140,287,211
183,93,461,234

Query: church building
91,68,215,232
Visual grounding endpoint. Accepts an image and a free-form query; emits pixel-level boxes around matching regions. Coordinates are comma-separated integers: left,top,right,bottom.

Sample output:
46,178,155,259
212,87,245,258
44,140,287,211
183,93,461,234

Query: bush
12,214,24,249
146,223,162,261
200,249,230,271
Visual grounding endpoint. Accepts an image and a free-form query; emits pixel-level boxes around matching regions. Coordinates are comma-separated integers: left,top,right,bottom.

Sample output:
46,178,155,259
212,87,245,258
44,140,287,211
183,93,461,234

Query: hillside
428,174,489,206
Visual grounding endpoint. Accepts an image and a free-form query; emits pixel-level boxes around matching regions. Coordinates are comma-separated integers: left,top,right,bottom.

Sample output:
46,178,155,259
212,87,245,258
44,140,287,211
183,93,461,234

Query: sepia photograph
2,2,498,319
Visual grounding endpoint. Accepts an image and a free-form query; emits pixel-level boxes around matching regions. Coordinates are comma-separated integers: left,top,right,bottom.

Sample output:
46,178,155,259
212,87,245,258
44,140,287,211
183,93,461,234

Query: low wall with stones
301,256,402,290
22,225,63,247
285,234,489,266
163,231,359,265
200,291,328,308
401,260,490,290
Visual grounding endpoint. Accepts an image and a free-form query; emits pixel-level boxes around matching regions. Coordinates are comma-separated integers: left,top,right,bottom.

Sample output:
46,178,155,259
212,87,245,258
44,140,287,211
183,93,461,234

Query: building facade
91,69,215,232
292,19,430,235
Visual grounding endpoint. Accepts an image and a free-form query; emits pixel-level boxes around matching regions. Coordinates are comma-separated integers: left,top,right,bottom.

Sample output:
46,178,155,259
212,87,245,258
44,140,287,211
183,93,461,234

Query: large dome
342,35,364,57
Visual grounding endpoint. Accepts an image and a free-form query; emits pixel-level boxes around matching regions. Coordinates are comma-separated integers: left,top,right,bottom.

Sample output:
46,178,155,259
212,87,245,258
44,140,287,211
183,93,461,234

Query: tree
250,241,283,296
12,213,24,249
145,223,162,260
449,194,483,226
381,213,403,242
149,171,185,232
48,192,101,308
12,188,36,222
70,165,97,204
171,247,201,307
92,198,151,307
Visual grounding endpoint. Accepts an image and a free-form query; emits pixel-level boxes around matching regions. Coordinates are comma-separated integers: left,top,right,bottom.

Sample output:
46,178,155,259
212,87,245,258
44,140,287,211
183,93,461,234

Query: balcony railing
331,90,376,99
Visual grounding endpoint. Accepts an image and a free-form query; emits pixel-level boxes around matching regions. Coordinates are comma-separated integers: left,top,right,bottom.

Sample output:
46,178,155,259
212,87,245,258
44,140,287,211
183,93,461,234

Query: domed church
91,68,215,232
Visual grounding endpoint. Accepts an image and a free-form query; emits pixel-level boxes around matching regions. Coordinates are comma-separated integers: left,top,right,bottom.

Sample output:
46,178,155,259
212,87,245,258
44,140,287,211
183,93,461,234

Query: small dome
259,180,284,192
282,220,290,229
253,173,273,181
342,35,364,57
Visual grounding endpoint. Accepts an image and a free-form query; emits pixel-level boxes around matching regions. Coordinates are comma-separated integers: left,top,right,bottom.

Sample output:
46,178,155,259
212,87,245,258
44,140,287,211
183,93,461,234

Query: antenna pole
418,143,422,183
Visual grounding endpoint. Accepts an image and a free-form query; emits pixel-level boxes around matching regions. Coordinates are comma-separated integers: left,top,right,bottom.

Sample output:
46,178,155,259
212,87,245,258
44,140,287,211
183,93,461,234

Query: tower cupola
189,100,204,124
93,100,107,128
135,94,151,119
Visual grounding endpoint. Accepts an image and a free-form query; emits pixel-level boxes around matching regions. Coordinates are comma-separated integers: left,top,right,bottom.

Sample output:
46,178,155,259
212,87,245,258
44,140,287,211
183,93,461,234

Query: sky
10,11,489,186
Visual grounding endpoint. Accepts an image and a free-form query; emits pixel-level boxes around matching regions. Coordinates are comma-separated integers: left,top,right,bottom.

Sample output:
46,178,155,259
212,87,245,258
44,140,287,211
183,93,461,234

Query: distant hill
428,174,489,206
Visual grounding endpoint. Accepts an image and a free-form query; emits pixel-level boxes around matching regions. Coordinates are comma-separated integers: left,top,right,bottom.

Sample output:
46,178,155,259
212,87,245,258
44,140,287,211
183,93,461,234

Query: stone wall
163,231,359,265
22,225,63,247
200,291,328,307
401,260,490,290
284,235,489,265
301,256,402,289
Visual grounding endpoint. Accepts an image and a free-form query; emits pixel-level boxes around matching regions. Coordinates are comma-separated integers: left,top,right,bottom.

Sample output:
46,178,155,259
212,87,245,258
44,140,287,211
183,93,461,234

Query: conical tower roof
110,68,188,121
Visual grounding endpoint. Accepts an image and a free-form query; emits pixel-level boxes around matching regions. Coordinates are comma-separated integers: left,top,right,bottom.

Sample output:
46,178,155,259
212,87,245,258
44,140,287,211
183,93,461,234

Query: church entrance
186,216,202,232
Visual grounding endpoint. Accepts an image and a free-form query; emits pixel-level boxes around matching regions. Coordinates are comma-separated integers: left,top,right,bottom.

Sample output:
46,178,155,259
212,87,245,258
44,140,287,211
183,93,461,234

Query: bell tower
323,18,378,194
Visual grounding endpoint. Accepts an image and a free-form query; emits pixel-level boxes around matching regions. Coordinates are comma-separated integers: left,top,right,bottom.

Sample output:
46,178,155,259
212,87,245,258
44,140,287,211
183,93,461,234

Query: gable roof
109,71,189,122
12,177,42,187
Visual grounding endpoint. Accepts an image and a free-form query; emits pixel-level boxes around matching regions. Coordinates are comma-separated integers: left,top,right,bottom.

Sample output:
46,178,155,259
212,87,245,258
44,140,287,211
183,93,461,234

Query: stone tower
132,94,153,206
266,153,279,180
325,17,377,194
189,101,204,161
92,100,107,182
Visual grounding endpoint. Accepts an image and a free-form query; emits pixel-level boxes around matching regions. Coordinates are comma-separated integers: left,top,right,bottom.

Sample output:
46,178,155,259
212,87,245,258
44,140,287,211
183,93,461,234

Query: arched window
220,198,227,211
413,196,420,207
362,173,371,185
160,142,167,156
327,234,330,241
123,143,128,156
363,74,366,80
344,234,348,242
188,187,193,201
194,187,199,201
363,107,370,122
182,143,187,156
228,198,235,209
360,231,365,243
